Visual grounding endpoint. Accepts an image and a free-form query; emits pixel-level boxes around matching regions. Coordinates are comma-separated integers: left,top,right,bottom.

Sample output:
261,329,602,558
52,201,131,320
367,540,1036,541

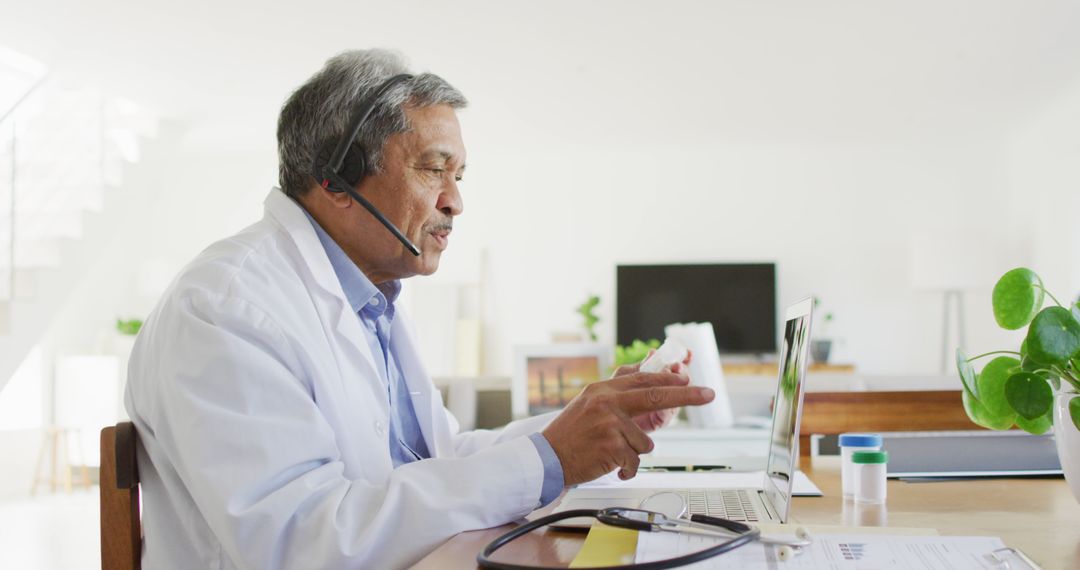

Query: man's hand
541,371,714,486
611,350,694,433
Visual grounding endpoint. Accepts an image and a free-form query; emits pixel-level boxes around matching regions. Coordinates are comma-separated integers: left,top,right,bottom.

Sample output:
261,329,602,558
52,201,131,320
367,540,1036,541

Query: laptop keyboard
678,489,761,522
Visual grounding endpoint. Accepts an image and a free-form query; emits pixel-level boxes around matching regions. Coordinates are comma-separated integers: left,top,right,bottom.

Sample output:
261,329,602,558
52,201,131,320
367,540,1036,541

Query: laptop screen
761,297,813,522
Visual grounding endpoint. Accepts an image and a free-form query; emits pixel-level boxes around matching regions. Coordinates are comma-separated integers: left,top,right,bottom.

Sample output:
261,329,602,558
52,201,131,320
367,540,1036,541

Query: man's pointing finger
615,386,714,416
605,372,689,391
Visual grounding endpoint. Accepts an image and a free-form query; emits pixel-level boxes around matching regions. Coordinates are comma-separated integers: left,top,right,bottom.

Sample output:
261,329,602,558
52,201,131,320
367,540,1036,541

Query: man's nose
438,179,463,217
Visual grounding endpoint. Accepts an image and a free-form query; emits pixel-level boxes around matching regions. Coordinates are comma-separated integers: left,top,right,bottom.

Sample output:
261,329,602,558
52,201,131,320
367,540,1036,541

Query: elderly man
125,49,713,569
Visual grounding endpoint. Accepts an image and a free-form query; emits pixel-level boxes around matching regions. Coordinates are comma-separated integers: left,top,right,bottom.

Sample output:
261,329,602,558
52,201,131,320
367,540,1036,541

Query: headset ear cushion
313,141,366,190
338,144,366,187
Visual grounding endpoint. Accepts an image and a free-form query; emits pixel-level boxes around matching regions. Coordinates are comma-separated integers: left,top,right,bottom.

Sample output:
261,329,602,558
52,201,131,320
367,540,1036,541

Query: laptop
552,297,814,525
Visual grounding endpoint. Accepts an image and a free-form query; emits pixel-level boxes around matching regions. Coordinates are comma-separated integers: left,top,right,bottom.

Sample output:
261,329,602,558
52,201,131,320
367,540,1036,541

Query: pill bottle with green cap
839,433,882,498
852,450,889,504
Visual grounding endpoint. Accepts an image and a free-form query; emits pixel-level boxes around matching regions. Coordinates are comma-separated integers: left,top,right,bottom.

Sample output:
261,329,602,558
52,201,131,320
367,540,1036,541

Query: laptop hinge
758,489,781,522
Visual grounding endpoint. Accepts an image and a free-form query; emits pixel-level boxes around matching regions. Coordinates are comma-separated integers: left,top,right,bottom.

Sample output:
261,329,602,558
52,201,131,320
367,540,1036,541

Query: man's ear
306,181,354,209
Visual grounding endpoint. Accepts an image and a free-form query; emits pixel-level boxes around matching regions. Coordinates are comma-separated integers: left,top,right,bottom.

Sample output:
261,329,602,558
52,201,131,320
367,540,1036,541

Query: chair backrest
100,422,141,570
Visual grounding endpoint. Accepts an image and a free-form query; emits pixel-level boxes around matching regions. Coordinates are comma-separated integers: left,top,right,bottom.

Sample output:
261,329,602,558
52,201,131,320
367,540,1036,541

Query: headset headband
327,73,414,174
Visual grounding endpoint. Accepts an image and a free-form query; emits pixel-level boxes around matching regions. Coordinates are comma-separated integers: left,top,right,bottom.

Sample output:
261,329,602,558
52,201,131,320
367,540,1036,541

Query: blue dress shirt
301,209,563,505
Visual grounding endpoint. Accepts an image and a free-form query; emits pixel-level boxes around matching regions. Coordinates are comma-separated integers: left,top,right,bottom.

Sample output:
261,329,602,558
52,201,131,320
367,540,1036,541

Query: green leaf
1020,338,1028,359
962,390,1015,430
976,357,1020,426
614,339,661,367
1019,356,1061,390
992,268,1044,330
1071,398,1080,432
1015,407,1053,435
1025,307,1080,366
1005,372,1053,420
955,348,978,398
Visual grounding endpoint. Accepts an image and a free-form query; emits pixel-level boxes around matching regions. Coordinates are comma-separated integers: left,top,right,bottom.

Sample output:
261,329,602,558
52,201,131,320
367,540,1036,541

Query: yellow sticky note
570,522,638,568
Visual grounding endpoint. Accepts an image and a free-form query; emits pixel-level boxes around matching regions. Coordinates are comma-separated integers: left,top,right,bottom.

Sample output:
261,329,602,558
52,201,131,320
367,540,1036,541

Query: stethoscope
637,490,814,561
478,496,815,570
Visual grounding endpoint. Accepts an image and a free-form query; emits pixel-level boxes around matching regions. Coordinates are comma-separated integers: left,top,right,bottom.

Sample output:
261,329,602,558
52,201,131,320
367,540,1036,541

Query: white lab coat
125,188,554,569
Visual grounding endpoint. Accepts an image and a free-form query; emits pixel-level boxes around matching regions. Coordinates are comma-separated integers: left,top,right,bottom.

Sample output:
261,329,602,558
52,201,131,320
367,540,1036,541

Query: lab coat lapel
262,190,385,396
389,307,449,458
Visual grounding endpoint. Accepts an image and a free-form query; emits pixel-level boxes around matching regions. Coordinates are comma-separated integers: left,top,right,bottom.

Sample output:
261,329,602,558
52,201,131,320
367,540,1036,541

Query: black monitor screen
616,263,776,354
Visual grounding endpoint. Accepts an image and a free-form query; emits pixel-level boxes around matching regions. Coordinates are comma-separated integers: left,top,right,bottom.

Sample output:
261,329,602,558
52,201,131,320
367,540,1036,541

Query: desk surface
415,457,1080,569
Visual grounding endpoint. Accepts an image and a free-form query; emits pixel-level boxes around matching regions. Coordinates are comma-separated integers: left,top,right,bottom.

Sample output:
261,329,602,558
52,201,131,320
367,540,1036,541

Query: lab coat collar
263,188,351,306
263,187,445,456
299,206,384,316
262,188,383,391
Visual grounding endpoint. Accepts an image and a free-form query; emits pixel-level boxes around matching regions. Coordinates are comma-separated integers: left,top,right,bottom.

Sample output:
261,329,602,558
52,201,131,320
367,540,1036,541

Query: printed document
637,532,1010,569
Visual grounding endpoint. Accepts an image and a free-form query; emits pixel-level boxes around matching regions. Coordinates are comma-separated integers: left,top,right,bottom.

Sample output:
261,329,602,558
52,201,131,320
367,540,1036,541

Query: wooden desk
415,457,1080,569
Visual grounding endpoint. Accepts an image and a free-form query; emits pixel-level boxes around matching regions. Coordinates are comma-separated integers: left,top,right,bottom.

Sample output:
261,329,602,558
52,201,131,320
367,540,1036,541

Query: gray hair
277,49,467,199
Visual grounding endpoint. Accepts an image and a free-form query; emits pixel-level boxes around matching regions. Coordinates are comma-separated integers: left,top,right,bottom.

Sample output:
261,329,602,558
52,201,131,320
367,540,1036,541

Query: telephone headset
310,73,421,256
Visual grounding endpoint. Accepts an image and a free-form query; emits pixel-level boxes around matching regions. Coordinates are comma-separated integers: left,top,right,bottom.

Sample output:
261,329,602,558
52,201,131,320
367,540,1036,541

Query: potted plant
957,267,1080,500
576,295,601,342
810,297,834,363
614,339,661,370
116,318,143,336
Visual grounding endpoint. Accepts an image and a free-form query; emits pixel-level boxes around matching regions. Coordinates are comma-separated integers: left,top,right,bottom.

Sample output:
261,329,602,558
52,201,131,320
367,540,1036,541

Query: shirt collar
299,205,400,316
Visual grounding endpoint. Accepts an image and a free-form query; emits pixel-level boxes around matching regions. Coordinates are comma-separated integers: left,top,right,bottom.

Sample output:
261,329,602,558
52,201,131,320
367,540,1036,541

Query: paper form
636,532,1009,569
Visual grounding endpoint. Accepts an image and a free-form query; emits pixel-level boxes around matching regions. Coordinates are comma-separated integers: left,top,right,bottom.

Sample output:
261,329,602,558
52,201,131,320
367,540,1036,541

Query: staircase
0,47,156,393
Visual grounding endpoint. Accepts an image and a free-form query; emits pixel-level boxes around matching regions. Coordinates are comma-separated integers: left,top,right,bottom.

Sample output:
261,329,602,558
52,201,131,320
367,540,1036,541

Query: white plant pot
1054,392,1080,503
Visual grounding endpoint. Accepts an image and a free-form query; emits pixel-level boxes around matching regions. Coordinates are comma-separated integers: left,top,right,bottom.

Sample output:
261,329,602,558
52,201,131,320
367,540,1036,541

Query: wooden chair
100,422,142,570
798,390,981,459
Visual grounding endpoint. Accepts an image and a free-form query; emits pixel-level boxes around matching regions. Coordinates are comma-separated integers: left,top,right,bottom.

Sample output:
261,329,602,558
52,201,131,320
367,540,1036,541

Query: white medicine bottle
852,450,889,505
839,433,882,499
638,338,688,373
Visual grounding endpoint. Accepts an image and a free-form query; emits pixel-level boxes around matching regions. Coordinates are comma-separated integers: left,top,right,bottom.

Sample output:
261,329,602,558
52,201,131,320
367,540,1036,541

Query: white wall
1008,79,1080,303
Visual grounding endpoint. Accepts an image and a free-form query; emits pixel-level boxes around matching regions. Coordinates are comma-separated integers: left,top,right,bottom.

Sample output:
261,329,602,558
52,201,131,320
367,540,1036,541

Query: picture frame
512,343,610,418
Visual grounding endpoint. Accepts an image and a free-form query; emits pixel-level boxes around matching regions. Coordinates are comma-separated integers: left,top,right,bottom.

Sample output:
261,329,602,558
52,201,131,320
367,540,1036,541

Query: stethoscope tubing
477,509,762,570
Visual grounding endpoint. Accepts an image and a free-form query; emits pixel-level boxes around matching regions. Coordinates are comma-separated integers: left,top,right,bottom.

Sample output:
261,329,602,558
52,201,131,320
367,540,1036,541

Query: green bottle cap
851,450,888,464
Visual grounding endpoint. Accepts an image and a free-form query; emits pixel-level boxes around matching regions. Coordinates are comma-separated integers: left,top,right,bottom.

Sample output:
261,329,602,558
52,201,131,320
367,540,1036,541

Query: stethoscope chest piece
638,492,687,519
